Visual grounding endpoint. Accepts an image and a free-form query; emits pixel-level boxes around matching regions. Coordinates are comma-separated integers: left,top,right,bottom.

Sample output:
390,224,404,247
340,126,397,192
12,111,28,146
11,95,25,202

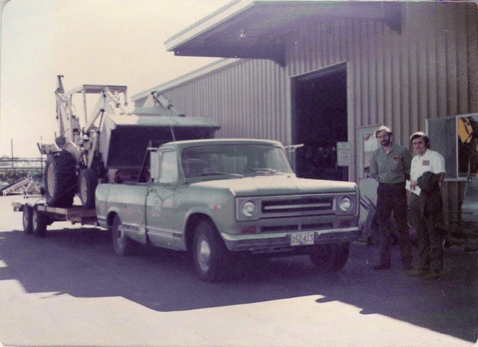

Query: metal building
132,1,478,227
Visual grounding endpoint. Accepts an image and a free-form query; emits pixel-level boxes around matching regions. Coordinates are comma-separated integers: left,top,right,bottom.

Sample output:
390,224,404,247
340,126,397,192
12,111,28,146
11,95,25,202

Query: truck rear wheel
309,242,350,272
192,220,230,282
44,150,77,207
22,204,33,234
31,205,47,237
112,215,139,256
78,169,98,208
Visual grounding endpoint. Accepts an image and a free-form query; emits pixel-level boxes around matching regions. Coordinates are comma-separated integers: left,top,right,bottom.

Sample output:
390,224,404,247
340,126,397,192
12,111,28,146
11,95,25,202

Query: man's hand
409,180,418,190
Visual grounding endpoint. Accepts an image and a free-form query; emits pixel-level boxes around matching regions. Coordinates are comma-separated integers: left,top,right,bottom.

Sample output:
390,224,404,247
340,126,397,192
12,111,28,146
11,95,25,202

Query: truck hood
191,175,357,196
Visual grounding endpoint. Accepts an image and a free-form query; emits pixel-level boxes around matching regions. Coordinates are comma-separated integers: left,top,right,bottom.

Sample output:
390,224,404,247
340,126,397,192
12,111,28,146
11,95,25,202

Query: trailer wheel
112,215,139,256
31,205,47,237
22,204,33,234
44,150,77,207
78,169,98,208
309,242,350,272
192,219,230,282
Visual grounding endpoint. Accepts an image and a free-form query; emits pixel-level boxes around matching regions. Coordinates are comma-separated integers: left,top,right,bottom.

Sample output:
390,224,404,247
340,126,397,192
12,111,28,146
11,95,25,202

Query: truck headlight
236,198,260,221
242,201,256,217
338,196,352,213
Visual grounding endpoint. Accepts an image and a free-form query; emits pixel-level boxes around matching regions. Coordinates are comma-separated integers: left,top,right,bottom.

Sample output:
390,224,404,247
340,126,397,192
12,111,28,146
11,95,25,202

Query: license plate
290,232,315,246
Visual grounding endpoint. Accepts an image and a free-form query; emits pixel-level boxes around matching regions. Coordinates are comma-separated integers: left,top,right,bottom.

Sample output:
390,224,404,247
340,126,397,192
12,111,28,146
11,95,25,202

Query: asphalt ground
0,195,477,346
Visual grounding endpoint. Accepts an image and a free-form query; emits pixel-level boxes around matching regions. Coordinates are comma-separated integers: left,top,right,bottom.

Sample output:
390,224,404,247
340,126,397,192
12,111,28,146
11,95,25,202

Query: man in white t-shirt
408,132,446,280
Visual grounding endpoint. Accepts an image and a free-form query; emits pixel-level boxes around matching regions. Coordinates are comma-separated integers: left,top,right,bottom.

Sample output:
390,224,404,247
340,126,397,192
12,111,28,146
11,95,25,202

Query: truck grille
260,223,334,233
261,195,334,218
236,193,356,221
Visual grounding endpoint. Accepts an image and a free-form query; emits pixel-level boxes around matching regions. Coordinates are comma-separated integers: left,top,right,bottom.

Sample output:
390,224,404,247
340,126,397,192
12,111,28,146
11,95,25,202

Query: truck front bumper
221,226,362,252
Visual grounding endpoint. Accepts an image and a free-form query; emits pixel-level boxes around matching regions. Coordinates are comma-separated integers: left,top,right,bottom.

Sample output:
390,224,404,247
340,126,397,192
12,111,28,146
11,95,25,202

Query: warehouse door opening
292,64,348,181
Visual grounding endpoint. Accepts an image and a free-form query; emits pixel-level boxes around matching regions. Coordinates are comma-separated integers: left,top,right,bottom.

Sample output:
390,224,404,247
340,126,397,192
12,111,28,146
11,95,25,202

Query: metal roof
164,0,403,66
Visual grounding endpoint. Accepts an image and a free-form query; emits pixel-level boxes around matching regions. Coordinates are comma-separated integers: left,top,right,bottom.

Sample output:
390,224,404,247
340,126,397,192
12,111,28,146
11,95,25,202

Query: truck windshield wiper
199,172,244,178
250,168,281,175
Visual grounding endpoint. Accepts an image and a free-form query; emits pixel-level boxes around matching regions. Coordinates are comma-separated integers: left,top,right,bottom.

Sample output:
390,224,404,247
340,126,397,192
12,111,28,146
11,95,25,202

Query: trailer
13,200,97,237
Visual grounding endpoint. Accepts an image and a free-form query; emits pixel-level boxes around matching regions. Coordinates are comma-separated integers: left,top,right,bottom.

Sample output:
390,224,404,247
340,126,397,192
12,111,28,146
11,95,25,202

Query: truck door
146,148,182,249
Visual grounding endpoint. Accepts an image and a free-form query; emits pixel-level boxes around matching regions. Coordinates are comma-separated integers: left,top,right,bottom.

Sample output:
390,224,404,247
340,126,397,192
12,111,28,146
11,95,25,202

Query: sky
0,0,231,158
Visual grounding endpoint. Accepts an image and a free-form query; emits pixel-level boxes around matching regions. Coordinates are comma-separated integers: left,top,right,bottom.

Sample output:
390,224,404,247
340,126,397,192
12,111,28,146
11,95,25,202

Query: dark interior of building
293,66,348,181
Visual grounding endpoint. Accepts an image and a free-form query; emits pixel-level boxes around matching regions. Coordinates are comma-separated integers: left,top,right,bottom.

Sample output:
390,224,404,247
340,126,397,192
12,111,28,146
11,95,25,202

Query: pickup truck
95,138,362,281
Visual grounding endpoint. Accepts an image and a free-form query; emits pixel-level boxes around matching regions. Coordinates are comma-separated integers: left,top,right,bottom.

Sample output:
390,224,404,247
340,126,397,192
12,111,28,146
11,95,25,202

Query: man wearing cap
369,125,413,270
408,132,446,280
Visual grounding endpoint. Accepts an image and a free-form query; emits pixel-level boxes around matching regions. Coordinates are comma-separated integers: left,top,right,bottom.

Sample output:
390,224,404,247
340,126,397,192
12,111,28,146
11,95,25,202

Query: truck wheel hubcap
116,228,123,246
198,236,211,272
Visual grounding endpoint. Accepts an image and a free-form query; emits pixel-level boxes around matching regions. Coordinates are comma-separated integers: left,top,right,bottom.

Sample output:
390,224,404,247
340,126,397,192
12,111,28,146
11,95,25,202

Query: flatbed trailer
13,200,97,237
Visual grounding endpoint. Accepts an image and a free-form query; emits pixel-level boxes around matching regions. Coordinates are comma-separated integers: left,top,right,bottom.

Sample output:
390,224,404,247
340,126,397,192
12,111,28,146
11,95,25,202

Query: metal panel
137,2,477,154
283,2,478,148
154,59,289,145
134,2,477,221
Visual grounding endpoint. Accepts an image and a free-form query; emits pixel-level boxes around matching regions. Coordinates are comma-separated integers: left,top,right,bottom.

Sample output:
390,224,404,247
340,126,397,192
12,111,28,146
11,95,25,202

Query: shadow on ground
0,227,477,343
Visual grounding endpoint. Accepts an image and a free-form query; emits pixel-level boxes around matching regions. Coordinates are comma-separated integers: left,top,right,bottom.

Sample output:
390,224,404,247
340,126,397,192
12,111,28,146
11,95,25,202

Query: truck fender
106,208,122,231
106,208,147,245
183,208,216,252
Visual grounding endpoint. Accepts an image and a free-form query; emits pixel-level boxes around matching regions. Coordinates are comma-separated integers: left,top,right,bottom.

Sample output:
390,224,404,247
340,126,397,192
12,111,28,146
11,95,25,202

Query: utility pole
10,138,13,170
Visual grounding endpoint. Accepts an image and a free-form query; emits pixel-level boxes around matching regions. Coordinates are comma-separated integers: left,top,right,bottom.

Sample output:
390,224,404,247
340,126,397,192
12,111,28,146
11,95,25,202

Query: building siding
134,3,477,223
144,59,290,144
139,3,477,158
283,2,477,149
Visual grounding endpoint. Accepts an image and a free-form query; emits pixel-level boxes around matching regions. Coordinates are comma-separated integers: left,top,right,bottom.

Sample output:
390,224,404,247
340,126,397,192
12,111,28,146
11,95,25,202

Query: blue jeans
376,182,413,267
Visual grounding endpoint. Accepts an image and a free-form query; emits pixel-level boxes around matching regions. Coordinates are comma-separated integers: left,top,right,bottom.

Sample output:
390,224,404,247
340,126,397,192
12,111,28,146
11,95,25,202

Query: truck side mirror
150,151,160,181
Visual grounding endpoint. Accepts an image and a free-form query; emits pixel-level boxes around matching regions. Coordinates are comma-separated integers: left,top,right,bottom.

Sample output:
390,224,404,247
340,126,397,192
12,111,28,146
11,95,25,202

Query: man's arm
368,150,379,179
434,152,446,183
403,147,412,181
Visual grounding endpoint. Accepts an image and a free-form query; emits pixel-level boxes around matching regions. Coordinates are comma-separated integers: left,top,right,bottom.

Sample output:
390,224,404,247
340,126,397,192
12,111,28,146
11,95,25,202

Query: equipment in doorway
299,142,340,180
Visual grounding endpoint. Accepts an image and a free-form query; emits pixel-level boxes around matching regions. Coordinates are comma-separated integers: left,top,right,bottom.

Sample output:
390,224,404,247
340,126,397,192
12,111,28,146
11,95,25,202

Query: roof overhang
165,0,403,67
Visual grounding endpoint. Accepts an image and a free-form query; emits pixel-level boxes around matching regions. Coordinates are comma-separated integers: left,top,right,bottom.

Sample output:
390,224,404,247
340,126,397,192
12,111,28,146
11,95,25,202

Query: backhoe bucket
100,109,220,169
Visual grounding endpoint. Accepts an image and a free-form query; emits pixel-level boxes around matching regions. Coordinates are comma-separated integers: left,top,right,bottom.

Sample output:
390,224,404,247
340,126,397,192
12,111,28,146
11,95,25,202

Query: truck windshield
181,144,294,179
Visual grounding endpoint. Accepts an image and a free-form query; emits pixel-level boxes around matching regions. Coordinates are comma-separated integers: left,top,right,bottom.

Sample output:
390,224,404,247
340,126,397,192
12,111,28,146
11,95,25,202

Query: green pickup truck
95,138,361,281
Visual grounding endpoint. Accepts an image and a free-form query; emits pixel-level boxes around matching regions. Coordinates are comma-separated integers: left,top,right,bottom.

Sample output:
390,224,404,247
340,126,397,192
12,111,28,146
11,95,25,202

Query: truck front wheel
112,215,139,256
192,220,230,282
31,205,47,237
309,242,350,272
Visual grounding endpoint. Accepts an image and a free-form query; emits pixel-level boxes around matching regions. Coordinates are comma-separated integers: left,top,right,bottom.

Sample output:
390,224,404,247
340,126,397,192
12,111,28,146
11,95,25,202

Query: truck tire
22,204,33,234
31,205,47,237
192,219,230,282
112,215,139,256
78,169,98,209
309,242,350,272
44,150,77,207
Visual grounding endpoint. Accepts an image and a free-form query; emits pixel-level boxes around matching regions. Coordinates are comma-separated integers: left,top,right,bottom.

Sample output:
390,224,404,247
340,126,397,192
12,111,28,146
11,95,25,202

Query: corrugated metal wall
135,2,477,227
285,2,478,150
140,2,477,169
281,2,477,224
149,59,290,144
